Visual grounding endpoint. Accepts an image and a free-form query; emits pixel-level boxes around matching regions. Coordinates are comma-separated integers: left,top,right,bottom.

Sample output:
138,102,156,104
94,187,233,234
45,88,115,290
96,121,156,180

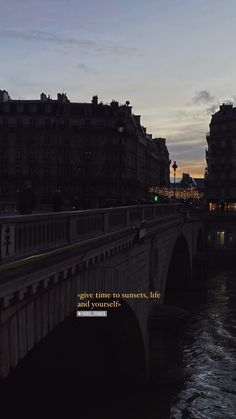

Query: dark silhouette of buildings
0,90,170,208
205,102,236,211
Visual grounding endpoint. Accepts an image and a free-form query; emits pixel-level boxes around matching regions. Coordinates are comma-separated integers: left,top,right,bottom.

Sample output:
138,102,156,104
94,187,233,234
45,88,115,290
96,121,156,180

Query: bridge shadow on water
0,302,181,419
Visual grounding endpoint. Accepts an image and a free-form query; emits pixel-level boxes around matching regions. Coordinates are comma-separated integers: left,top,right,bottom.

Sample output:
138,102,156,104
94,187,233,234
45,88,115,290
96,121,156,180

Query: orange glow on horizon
172,160,206,179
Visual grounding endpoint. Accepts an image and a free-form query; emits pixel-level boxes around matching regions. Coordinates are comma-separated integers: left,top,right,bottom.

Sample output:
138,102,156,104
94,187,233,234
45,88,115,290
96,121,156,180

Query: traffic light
153,194,159,203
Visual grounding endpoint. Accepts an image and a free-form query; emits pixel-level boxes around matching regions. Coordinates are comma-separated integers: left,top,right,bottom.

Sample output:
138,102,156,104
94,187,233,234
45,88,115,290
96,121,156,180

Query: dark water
170,267,236,419
2,266,236,418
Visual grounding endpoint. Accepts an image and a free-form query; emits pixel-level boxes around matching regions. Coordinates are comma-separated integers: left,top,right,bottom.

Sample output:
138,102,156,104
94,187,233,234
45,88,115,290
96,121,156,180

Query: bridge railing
0,204,183,264
0,202,17,215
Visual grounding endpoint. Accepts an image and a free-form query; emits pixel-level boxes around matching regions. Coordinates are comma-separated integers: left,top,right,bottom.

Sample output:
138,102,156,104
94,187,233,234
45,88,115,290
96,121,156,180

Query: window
17,119,23,128
44,184,49,193
44,149,50,160
3,103,10,113
2,134,8,143
17,103,24,112
45,104,52,113
2,167,8,177
16,149,22,161
44,167,50,176
1,149,8,162
44,135,50,144
30,119,36,128
16,167,22,177
45,119,51,128
228,233,233,242
30,151,35,160
216,231,225,246
29,167,37,177
30,104,37,113
3,118,8,127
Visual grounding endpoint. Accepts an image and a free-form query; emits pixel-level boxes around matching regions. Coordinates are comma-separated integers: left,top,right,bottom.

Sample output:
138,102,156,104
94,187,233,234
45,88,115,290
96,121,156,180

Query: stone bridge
0,204,205,386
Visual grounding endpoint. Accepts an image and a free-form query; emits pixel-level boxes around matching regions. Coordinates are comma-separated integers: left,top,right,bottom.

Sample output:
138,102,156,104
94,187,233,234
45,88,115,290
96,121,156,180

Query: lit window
216,231,225,246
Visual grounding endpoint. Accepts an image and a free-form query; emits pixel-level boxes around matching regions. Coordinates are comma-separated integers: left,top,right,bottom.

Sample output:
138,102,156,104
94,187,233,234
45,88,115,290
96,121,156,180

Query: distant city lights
149,186,203,200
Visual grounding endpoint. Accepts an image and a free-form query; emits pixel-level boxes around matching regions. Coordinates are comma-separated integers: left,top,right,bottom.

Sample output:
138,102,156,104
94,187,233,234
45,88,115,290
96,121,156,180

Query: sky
1,0,236,178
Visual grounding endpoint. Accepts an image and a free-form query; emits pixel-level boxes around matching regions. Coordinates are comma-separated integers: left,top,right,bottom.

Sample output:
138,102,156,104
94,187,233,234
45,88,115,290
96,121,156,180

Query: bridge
0,204,205,386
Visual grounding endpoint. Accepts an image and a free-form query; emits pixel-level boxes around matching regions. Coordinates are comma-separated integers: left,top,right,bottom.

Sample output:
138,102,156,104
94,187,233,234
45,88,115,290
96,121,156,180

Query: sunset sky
1,0,236,178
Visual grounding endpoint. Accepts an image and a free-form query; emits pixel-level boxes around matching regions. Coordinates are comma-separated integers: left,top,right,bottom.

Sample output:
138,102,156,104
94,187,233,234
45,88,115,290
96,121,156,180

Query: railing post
104,211,109,233
126,208,130,227
141,206,145,221
1,223,16,262
68,215,77,243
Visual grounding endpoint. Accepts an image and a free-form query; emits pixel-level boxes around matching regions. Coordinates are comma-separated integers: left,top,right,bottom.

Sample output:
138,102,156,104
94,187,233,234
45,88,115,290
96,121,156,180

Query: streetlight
172,160,178,199
116,120,125,206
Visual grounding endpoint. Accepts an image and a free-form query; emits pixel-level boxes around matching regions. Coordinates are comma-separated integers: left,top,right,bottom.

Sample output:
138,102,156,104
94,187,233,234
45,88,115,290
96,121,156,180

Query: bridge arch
164,234,191,302
5,297,146,391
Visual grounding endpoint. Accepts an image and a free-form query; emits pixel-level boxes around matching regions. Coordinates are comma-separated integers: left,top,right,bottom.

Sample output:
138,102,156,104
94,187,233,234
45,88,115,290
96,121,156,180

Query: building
193,178,205,195
205,102,236,211
179,173,195,188
0,91,170,209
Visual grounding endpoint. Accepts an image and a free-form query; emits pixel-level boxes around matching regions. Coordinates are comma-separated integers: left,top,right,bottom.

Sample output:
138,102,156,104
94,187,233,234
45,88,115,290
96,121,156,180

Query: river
169,265,236,419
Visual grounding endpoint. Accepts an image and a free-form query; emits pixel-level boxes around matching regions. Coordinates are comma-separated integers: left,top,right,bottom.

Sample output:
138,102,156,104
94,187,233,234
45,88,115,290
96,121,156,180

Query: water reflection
171,269,236,419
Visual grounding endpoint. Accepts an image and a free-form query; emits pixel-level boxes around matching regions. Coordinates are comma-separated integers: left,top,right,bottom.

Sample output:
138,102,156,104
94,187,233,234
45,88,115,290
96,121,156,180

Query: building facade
0,91,170,209
205,103,236,211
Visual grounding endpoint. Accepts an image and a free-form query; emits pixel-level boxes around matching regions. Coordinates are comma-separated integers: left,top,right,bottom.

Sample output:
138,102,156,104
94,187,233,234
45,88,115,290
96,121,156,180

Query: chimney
92,95,98,105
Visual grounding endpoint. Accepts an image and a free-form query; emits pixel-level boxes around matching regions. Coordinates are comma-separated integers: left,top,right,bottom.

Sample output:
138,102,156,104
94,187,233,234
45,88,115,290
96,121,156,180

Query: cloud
206,103,219,115
76,63,97,74
0,29,138,55
193,90,215,104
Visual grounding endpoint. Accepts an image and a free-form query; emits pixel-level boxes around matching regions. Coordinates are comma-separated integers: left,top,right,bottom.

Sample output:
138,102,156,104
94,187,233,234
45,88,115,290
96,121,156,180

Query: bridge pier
148,305,189,386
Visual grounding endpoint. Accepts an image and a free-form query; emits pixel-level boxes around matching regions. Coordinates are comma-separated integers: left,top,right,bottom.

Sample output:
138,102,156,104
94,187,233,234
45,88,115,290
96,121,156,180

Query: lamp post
172,160,178,200
116,120,125,206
